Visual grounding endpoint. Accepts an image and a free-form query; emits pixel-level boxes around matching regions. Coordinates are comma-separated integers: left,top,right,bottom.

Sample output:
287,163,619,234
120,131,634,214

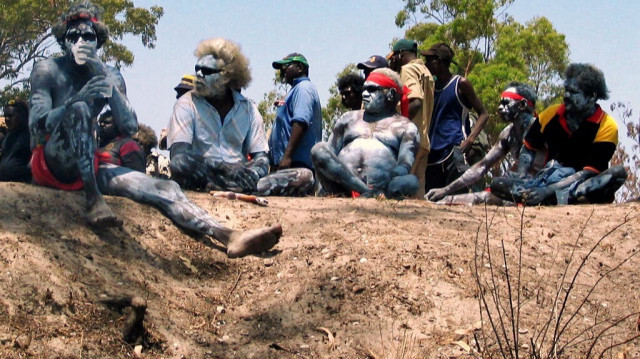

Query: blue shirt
269,77,322,169
428,75,470,164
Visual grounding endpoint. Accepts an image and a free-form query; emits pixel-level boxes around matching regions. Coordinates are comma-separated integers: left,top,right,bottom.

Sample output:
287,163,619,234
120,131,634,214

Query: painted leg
45,102,120,227
572,166,627,204
386,174,419,199
97,164,281,257
437,191,514,206
310,142,370,195
255,168,314,196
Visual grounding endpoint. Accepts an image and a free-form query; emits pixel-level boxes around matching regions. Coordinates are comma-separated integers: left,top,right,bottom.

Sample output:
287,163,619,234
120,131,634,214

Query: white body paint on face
64,22,98,66
563,79,595,116
498,87,521,122
194,55,226,98
362,81,388,114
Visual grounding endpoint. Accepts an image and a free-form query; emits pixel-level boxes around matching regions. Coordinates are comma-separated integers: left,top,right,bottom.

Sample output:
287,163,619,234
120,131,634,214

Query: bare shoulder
336,110,362,127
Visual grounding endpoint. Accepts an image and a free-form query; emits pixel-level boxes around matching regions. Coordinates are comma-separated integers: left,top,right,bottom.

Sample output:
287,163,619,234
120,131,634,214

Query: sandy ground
0,182,638,358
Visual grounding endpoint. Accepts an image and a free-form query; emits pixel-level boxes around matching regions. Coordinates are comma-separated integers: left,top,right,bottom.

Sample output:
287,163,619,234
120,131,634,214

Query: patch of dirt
0,182,638,358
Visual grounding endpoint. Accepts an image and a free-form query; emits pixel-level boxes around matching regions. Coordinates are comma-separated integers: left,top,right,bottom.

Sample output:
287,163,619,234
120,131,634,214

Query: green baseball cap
272,53,309,69
392,39,418,53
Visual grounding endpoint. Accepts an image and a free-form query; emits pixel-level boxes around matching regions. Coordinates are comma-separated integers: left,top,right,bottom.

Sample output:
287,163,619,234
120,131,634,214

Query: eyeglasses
66,32,97,43
363,85,384,93
195,65,224,76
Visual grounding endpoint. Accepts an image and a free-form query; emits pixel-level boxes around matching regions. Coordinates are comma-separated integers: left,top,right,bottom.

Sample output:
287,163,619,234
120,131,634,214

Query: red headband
366,73,412,117
64,12,99,24
501,90,534,108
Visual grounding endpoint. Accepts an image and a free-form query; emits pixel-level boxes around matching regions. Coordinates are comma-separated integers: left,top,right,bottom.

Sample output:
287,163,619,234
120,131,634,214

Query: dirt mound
0,182,638,358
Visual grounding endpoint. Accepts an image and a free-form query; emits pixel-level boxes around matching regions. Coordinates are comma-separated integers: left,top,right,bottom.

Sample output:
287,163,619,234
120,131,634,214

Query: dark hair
506,81,537,109
337,73,364,94
564,63,609,100
4,99,29,119
134,124,158,157
52,1,109,49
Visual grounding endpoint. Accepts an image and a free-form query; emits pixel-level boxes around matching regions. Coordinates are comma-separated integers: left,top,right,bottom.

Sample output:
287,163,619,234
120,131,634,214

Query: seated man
311,68,419,199
426,82,538,204
28,2,280,258
491,63,626,205
0,99,32,183
168,38,313,196
98,110,146,172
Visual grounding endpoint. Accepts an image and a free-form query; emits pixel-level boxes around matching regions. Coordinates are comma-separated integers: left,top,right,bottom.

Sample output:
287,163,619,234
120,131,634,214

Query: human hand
278,155,292,169
458,140,472,154
224,163,260,192
521,187,549,205
425,188,447,202
72,75,113,104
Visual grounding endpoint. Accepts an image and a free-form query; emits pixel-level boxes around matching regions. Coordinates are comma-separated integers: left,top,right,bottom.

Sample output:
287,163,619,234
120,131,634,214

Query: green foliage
0,0,163,97
256,73,288,133
321,64,358,140
397,0,569,143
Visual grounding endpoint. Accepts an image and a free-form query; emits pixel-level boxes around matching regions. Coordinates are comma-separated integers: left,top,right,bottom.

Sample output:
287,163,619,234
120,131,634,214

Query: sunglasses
66,32,97,43
195,65,224,76
363,85,384,93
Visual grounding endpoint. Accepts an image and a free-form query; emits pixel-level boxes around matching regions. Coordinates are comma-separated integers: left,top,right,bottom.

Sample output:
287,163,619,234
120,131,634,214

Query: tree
395,0,569,144
256,72,288,133
321,64,358,140
609,102,639,202
0,0,163,98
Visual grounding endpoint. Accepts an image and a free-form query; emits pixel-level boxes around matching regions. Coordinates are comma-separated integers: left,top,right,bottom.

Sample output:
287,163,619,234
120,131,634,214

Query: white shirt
167,90,268,163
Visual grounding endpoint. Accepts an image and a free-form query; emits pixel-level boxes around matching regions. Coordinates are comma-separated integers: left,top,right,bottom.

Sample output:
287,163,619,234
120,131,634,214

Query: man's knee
311,142,331,168
67,101,92,120
387,174,419,198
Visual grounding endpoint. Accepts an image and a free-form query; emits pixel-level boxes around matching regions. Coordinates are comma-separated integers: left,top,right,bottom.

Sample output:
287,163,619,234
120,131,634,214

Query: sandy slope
0,182,638,358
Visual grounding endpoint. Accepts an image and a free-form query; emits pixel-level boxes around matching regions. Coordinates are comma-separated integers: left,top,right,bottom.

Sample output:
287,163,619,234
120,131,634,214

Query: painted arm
458,77,488,153
394,123,419,178
426,129,511,201
517,145,536,175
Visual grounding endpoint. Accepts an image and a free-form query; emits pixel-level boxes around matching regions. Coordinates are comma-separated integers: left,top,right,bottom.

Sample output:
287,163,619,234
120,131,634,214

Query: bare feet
86,199,123,228
226,224,282,258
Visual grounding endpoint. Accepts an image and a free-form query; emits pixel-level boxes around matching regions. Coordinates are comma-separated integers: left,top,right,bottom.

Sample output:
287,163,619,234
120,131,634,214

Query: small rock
133,345,143,358
264,259,274,267
60,235,69,240
300,344,310,350
321,248,329,254
359,257,367,263
330,276,340,281
217,306,225,314
518,328,528,334
352,286,365,294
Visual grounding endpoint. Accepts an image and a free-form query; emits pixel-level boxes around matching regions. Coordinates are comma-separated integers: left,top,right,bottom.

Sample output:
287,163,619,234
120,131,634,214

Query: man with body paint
425,82,538,204
491,63,626,205
28,2,281,258
311,68,419,199
168,39,314,196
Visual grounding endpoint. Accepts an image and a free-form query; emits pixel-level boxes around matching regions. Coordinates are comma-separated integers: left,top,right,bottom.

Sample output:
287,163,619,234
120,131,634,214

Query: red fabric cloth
366,72,412,117
31,146,109,191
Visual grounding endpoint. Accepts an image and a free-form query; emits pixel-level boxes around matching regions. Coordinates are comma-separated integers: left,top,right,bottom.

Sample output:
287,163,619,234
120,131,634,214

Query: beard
194,79,227,99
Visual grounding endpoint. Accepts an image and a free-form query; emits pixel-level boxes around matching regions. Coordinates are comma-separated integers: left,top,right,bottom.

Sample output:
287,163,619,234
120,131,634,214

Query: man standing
337,73,364,111
357,55,389,79
0,99,31,182
422,43,488,193
388,39,434,198
491,63,626,205
311,68,419,199
29,3,281,257
168,40,313,196
269,53,322,174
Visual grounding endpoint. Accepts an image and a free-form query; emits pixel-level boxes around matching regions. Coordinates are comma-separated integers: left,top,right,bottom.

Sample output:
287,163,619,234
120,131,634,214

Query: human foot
226,224,282,258
86,199,122,228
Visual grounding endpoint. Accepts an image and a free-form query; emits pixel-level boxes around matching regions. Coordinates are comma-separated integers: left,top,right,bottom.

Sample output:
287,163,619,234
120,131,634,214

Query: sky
112,0,639,135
